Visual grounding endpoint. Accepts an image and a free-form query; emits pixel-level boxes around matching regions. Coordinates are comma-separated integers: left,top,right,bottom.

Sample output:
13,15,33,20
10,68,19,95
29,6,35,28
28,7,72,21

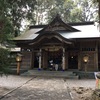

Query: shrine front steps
21,70,79,79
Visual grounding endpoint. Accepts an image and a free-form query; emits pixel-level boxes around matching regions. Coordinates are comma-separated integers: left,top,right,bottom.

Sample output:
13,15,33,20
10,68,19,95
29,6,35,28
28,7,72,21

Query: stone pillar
62,48,65,70
39,49,42,69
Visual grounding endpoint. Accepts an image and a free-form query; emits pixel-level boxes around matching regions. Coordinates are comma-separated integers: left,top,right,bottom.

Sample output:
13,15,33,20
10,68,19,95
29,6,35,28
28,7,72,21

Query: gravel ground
0,75,32,99
0,75,96,100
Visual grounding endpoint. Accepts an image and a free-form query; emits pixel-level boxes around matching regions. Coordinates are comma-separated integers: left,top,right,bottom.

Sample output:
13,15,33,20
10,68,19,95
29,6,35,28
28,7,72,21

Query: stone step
21,70,79,79
29,70,74,74
73,71,95,79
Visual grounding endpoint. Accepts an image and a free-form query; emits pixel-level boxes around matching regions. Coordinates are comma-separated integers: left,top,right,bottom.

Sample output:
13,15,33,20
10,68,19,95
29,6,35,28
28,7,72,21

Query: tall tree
93,0,100,21
62,0,75,22
44,0,75,23
33,0,55,25
33,0,98,24
72,0,98,21
0,0,36,73
0,0,36,37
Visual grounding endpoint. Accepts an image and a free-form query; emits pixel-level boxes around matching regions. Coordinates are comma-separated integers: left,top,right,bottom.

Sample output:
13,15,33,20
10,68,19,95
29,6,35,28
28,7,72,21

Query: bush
0,48,11,74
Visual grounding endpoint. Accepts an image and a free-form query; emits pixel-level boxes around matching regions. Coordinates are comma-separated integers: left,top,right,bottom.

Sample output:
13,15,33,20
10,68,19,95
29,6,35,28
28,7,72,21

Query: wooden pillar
62,48,65,70
39,49,42,69
43,50,48,69
65,52,68,70
78,53,81,70
95,42,98,71
17,62,20,75
31,51,34,69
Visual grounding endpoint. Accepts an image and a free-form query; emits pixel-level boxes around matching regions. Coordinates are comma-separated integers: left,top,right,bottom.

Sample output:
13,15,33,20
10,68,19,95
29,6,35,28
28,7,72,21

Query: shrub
0,48,11,74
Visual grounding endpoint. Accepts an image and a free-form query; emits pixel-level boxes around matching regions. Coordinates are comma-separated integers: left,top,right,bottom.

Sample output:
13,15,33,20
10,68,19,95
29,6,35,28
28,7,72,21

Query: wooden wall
79,41,98,71
21,51,32,69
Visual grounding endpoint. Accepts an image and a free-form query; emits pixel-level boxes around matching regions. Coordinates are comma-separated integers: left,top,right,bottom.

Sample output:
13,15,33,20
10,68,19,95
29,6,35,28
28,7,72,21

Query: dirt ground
70,87,94,100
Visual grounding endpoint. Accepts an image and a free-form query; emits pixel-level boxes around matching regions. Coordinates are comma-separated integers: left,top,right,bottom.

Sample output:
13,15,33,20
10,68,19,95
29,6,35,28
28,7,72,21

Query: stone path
0,75,96,100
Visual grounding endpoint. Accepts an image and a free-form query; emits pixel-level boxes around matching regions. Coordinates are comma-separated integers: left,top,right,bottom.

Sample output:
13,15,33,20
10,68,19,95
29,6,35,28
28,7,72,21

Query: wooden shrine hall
14,14,100,72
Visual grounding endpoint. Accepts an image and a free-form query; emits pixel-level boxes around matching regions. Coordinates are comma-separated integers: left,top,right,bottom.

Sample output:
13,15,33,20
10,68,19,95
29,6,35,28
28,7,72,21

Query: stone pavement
0,75,96,100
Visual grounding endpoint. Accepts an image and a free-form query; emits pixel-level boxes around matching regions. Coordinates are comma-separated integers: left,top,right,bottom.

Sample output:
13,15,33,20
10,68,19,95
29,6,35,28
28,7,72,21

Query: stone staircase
21,70,79,79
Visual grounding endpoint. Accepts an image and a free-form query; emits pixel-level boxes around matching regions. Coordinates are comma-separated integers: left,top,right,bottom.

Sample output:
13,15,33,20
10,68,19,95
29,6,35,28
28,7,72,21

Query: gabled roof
29,31,72,45
14,14,100,42
37,14,80,34
60,24,100,39
14,28,41,40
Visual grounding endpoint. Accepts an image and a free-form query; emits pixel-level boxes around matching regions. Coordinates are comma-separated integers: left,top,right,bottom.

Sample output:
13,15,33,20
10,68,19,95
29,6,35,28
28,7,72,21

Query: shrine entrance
68,54,78,69
48,49,62,71
34,54,39,68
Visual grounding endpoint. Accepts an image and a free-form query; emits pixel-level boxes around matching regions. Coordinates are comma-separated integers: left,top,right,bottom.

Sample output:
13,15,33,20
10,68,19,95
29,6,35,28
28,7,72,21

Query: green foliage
74,0,98,21
70,8,83,22
0,0,36,36
0,48,11,74
0,17,14,45
0,0,38,73
33,0,98,24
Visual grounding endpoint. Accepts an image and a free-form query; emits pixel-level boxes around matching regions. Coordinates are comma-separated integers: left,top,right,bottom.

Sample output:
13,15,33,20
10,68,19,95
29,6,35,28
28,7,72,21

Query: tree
34,0,75,23
32,0,98,24
45,0,75,23
62,0,75,22
0,0,36,37
32,0,55,25
73,0,98,21
70,8,83,22
0,0,36,74
0,48,11,74
93,0,100,21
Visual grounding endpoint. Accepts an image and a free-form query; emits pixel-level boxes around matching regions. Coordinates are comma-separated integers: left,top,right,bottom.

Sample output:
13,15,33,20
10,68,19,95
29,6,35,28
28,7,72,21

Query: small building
14,15,100,71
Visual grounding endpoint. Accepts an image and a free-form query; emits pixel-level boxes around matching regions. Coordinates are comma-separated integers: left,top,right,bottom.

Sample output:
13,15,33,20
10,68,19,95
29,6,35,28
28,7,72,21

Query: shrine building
14,15,100,72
